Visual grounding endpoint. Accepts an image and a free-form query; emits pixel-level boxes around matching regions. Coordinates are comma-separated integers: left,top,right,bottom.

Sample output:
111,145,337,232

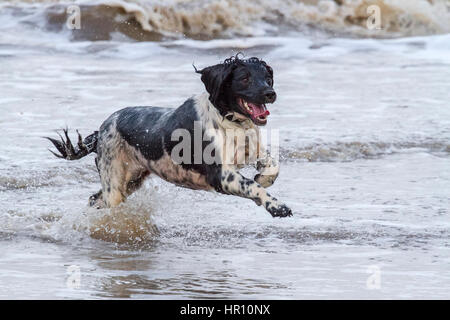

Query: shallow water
1,1,450,299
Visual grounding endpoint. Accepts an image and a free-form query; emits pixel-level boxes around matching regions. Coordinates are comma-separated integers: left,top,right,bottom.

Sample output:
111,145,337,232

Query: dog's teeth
243,101,252,113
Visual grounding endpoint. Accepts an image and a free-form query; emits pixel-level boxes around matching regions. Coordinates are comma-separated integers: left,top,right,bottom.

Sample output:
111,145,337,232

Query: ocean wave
157,223,450,249
280,139,450,162
2,0,450,41
0,165,98,191
1,139,448,192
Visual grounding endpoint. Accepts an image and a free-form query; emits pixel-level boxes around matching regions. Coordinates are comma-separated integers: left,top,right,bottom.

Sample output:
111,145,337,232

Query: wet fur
47,57,292,217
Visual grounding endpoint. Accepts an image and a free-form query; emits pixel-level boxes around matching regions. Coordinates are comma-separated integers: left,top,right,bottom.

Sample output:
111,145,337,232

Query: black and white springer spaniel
46,55,292,218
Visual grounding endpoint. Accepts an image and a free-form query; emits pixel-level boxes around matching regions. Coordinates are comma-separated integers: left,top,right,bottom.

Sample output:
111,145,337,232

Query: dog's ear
195,63,234,109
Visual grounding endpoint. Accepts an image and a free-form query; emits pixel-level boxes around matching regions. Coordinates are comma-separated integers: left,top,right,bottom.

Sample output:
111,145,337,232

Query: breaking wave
281,139,450,162
2,0,450,41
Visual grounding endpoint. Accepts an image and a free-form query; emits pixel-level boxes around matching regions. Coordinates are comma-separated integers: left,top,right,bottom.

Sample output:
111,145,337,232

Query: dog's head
195,55,276,126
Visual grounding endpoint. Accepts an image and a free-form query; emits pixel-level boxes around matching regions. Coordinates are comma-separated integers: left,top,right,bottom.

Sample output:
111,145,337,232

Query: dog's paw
267,204,293,218
88,194,105,209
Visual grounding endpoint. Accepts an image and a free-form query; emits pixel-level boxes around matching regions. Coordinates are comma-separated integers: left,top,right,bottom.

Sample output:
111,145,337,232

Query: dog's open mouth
237,98,270,125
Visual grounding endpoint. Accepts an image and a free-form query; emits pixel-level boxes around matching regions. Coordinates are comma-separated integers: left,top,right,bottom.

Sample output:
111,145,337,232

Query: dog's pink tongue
248,103,270,118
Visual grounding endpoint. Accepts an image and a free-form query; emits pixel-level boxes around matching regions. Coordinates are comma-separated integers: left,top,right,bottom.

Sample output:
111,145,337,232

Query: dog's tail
45,128,98,160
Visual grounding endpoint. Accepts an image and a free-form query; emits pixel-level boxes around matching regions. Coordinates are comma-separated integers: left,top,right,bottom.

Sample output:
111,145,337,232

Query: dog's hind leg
98,155,128,207
96,131,127,207
96,120,150,208
126,170,150,196
98,146,149,207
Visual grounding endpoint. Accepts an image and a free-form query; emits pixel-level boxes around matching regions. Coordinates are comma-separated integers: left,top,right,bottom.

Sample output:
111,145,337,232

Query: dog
46,55,292,218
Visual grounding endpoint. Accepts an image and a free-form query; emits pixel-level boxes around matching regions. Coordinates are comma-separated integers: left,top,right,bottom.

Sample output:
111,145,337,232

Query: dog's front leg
208,166,292,218
254,153,279,188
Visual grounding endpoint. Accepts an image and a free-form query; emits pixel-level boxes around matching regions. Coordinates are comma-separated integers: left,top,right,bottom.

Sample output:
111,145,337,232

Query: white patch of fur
194,93,262,168
193,93,284,213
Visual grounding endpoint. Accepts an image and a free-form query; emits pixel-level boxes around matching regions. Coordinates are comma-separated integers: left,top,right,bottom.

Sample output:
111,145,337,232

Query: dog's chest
195,93,261,167
209,124,261,168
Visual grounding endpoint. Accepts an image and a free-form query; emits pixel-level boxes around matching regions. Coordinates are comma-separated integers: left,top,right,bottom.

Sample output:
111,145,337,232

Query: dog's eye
266,77,273,86
241,76,250,84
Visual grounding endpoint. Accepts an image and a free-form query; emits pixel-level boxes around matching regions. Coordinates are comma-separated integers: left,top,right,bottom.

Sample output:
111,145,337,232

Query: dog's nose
264,89,277,103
